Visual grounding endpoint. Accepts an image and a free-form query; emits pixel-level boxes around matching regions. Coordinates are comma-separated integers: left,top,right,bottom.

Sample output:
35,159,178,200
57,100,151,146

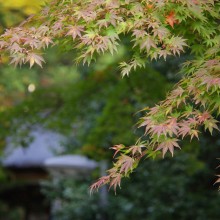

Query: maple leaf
139,36,157,53
178,122,191,138
41,36,54,48
197,111,211,123
189,129,200,140
150,117,179,137
0,40,8,49
138,116,153,134
0,0,220,193
117,155,135,175
202,76,220,91
8,43,23,53
75,9,96,21
26,53,45,68
169,36,188,55
147,20,160,29
9,32,24,44
38,25,50,35
110,144,125,158
165,11,179,28
129,145,143,156
151,124,168,137
66,25,84,39
109,174,122,192
204,118,219,134
97,19,109,29
119,62,132,77
132,29,147,39
148,106,160,114
166,117,179,136
90,175,110,194
52,21,63,31
107,12,123,27
130,57,146,70
156,138,181,157
94,36,112,54
23,37,41,49
10,53,26,67
170,86,185,98
153,27,170,40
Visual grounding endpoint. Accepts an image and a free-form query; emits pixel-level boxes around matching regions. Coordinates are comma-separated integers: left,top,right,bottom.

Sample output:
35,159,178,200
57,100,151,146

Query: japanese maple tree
0,0,219,191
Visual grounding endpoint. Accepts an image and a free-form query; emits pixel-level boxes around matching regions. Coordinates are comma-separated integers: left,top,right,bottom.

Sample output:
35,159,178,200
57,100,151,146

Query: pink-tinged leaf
97,19,109,29
158,50,171,60
129,145,143,156
108,12,123,27
205,59,219,67
153,27,169,40
178,122,191,138
118,155,134,175
8,43,23,53
148,106,160,115
156,138,180,157
110,144,125,158
197,111,211,123
52,21,63,31
9,32,23,44
26,53,45,68
140,36,157,53
41,37,54,48
90,175,110,194
132,29,147,39
150,118,179,137
138,117,153,134
107,167,118,176
75,9,96,21
10,53,26,67
23,37,41,49
0,40,8,49
109,174,122,192
169,37,188,55
151,124,168,137
147,20,160,29
66,25,84,39
201,76,220,91
170,86,185,98
167,117,179,136
37,25,49,35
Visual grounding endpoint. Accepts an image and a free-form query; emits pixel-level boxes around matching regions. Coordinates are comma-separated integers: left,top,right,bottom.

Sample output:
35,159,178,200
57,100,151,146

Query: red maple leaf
165,11,179,28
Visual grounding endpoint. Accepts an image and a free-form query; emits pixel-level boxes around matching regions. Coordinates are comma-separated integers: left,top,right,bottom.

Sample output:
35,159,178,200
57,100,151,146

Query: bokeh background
0,1,220,220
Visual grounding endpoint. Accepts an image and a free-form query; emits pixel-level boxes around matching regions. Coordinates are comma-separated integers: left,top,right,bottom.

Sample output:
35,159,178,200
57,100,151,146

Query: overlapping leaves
0,0,219,191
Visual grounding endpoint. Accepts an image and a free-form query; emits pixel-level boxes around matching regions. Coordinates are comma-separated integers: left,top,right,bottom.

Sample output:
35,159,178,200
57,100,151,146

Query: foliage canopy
0,0,220,191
